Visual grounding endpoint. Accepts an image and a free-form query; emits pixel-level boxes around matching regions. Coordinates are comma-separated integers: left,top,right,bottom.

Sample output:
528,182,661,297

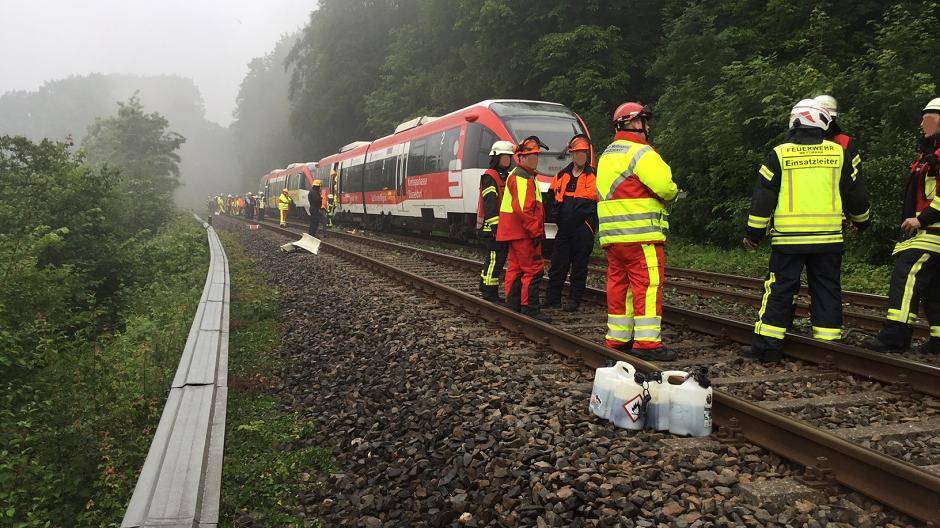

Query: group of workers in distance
209,178,334,238
477,96,940,364
210,192,262,219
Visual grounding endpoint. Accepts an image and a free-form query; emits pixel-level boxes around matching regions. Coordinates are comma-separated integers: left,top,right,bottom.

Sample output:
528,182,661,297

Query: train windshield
490,101,586,176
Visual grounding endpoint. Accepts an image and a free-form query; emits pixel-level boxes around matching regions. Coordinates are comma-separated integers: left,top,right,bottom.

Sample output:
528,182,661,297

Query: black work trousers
546,224,595,305
753,250,843,353
308,209,322,236
877,248,940,347
479,234,508,300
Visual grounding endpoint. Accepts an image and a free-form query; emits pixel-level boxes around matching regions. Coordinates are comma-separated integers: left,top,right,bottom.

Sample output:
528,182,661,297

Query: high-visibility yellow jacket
596,131,678,246
746,128,870,253
277,193,291,211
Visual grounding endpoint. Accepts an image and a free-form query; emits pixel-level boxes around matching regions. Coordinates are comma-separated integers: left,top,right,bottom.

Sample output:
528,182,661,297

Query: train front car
319,99,590,242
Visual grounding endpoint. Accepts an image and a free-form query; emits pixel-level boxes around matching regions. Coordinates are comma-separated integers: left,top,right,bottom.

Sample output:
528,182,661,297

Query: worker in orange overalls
545,134,598,312
496,136,551,322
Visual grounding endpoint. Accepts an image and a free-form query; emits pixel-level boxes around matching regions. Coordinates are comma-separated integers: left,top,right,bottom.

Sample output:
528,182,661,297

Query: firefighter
477,140,515,302
596,102,678,361
497,136,551,322
206,195,214,215
257,193,266,220
545,134,598,312
216,195,225,215
308,180,327,237
867,98,940,353
277,188,292,227
245,192,255,219
326,194,335,227
743,99,871,362
814,95,859,156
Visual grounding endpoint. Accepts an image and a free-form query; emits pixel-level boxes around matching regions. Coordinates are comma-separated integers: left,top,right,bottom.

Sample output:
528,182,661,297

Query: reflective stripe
755,322,786,339
642,244,660,318
481,186,497,197
599,225,663,236
886,308,917,324
748,214,770,229
634,328,661,339
607,314,635,325
812,326,842,340
634,316,661,326
893,232,940,254
898,254,931,324
848,209,870,222
759,165,774,181
604,146,652,200
771,234,843,245
931,326,940,338
485,216,499,224
599,212,661,224
606,328,634,341
481,251,499,285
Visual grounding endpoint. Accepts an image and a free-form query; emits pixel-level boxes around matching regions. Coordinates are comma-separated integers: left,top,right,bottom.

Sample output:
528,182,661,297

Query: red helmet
613,102,652,126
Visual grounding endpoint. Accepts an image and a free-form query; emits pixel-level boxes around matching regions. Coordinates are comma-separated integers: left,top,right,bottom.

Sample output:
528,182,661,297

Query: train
258,99,593,241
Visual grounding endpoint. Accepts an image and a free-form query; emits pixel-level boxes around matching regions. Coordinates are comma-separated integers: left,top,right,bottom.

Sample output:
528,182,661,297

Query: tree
83,95,185,232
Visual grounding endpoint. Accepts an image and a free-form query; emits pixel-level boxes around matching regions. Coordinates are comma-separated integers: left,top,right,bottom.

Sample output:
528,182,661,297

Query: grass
592,236,893,295
218,231,332,528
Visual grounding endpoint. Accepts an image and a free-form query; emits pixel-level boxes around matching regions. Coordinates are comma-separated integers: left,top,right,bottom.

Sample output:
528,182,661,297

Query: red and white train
259,99,592,240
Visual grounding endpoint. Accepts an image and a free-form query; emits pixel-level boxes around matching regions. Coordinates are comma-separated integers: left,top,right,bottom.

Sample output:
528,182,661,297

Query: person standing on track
477,140,515,302
742,98,871,363
597,102,678,361
308,180,327,237
244,192,255,219
497,136,551,322
867,98,940,354
545,134,598,312
257,193,265,220
216,195,225,215
278,188,292,227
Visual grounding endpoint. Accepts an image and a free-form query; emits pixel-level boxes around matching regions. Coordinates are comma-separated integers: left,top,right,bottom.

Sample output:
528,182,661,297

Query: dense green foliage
277,0,939,260
218,233,331,527
231,33,305,191
0,102,204,524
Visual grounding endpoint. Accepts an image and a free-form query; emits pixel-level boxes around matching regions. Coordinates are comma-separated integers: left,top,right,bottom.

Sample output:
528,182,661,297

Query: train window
299,174,308,190
407,138,427,177
463,123,499,170
425,132,442,174
439,127,460,171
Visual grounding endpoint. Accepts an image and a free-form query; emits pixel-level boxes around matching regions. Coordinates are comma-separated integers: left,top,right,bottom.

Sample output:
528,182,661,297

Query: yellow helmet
312,179,322,186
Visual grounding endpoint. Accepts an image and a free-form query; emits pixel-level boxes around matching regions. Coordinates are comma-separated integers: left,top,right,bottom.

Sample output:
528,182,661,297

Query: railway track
287,220,920,338
234,215,940,523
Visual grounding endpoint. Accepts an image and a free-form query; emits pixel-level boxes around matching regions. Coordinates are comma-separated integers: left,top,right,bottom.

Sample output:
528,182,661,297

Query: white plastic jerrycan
607,362,647,431
590,361,634,421
645,370,689,432
668,367,713,437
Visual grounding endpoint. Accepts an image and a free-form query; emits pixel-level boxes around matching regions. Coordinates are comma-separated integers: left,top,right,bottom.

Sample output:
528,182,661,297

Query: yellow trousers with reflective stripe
878,248,940,346
753,251,843,352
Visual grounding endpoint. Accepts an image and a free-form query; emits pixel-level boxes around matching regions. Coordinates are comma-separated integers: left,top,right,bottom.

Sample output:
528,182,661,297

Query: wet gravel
214,216,920,527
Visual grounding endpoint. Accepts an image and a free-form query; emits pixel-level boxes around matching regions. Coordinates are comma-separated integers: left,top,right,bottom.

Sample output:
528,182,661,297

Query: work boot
608,340,634,353
863,336,910,353
739,345,783,363
481,285,501,303
918,337,940,354
631,346,677,362
522,307,552,323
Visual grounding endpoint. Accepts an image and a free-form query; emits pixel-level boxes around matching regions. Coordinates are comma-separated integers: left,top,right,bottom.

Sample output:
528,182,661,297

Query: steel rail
241,217,940,523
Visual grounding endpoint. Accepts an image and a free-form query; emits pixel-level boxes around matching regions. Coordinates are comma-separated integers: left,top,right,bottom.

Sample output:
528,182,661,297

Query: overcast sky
0,0,315,125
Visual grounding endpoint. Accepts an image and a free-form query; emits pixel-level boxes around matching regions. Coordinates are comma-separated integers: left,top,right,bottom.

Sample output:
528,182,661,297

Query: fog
0,0,314,125
0,1,316,208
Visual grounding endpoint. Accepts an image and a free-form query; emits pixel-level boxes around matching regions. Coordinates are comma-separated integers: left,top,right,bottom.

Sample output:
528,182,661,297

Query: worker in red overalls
497,136,551,322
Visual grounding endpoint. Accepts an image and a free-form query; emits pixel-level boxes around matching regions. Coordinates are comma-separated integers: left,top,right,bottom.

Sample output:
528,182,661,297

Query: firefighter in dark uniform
868,98,940,353
742,98,871,362
478,140,515,302
308,180,326,236
545,134,598,311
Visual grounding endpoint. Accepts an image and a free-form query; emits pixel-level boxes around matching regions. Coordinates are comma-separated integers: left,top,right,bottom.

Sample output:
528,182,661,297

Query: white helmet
790,99,832,131
813,95,839,117
489,140,515,156
923,98,940,115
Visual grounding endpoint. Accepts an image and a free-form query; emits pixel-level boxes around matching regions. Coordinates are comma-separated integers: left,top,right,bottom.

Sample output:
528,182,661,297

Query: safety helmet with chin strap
789,99,832,131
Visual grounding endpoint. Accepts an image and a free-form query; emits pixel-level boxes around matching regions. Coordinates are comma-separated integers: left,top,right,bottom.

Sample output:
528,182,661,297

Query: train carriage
258,161,321,218
319,99,591,241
